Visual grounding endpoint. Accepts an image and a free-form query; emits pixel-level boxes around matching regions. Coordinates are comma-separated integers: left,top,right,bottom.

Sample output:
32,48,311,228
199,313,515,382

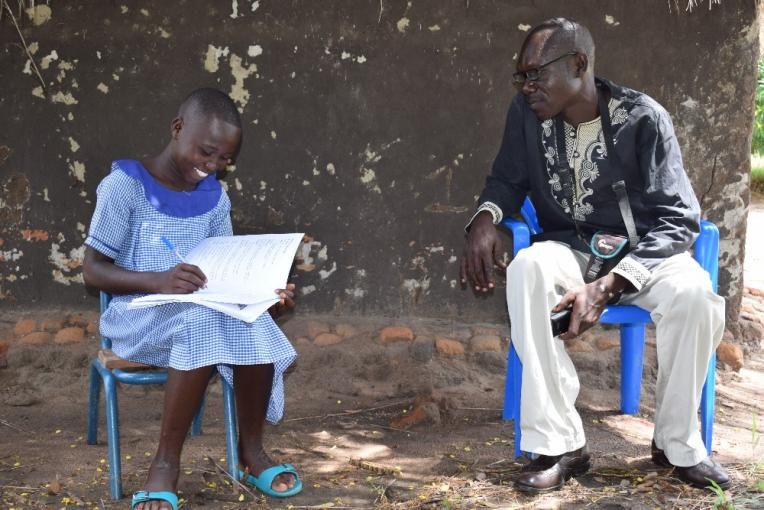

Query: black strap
597,85,640,249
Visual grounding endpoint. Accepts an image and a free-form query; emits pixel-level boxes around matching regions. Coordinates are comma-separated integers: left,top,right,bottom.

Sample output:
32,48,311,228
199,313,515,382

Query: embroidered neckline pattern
540,99,631,222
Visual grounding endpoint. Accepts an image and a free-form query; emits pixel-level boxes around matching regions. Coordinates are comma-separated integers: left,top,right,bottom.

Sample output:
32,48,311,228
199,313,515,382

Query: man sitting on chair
460,17,730,493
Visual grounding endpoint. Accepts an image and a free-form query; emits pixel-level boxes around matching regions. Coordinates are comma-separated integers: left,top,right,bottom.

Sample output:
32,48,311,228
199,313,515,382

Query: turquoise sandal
237,463,303,498
131,490,178,510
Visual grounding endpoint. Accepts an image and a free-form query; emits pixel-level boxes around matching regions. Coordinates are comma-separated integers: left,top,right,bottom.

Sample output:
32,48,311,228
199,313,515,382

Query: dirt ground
0,310,763,510
1,197,763,510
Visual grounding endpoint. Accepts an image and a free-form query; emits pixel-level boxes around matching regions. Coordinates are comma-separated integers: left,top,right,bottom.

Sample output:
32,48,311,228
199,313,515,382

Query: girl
83,88,302,510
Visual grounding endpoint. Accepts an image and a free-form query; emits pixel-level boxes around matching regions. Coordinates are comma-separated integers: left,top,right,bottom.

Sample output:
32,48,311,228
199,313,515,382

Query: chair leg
700,352,716,456
223,379,239,477
620,324,645,415
509,343,523,459
102,371,123,500
87,361,101,445
503,343,515,421
191,393,206,437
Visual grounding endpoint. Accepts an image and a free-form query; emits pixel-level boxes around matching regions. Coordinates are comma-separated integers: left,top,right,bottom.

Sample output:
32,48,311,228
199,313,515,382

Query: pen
160,236,186,263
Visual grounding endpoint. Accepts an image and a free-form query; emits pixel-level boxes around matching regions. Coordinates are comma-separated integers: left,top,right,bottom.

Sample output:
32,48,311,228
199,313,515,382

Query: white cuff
612,256,651,291
464,202,503,231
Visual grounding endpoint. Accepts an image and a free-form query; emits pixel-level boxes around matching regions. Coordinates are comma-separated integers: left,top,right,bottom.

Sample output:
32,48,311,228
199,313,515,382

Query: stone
410,337,434,363
335,323,358,338
379,326,414,343
295,336,311,346
740,317,764,346
746,287,764,298
13,318,37,336
469,334,502,352
306,320,331,339
471,326,504,338
717,341,744,371
435,336,464,356
19,331,52,345
54,327,85,344
595,335,620,351
741,303,757,315
313,332,343,346
86,320,99,336
473,351,506,374
0,340,9,368
40,317,66,332
390,401,441,429
68,311,98,327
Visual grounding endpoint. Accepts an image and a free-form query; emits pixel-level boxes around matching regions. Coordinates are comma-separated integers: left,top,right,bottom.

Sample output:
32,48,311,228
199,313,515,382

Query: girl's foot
133,458,180,510
239,446,296,493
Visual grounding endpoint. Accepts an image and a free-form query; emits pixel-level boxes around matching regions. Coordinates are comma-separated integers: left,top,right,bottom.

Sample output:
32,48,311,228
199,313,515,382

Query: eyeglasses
512,51,577,90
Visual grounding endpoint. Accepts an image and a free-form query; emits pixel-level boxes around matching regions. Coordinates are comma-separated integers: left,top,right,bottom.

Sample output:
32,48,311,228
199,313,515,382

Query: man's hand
460,211,506,292
156,263,207,294
554,272,629,340
269,283,296,318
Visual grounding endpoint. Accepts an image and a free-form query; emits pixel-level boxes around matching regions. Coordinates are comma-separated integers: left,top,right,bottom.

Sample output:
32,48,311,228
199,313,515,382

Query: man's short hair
180,87,242,129
522,18,595,66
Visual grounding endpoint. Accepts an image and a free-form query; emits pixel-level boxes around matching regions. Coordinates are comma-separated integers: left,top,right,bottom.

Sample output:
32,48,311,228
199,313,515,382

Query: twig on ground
1,485,40,491
0,418,31,434
368,423,417,434
349,458,400,476
205,456,258,500
283,400,410,423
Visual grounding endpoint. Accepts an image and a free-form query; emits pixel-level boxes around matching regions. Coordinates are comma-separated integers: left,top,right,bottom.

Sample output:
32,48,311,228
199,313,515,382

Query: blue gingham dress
85,160,296,423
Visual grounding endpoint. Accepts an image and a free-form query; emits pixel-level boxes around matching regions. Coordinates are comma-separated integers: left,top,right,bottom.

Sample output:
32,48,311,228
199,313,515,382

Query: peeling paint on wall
40,50,59,70
204,45,230,73
26,4,53,26
51,91,78,105
228,54,257,110
68,161,86,183
49,243,85,286
319,262,337,280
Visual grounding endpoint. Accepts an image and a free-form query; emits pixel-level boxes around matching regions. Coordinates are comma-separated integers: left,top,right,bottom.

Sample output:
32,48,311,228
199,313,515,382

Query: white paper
129,233,303,322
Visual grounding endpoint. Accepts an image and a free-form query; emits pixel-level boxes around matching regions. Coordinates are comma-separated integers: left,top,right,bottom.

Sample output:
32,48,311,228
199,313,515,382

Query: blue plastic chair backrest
99,291,112,350
520,197,543,236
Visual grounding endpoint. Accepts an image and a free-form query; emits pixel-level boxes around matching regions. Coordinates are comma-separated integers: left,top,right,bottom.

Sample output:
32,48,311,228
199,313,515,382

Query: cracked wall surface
0,1,757,326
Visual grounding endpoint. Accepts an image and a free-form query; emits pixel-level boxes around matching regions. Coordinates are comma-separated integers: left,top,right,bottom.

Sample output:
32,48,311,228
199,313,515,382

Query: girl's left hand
269,283,296,318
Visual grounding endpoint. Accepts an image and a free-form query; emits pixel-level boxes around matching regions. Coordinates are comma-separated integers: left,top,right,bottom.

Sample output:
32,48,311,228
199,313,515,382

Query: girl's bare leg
234,363,295,492
134,365,215,510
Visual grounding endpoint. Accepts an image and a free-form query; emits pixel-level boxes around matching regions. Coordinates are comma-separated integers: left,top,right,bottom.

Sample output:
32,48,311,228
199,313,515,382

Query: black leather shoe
514,445,591,494
651,440,731,490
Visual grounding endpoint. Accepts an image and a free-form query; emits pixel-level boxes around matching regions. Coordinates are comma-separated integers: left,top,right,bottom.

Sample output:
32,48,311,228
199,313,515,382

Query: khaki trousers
506,241,725,467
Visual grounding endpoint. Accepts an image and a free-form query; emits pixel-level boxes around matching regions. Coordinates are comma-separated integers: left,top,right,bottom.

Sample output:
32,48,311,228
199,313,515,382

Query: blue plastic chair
501,197,719,458
87,292,240,499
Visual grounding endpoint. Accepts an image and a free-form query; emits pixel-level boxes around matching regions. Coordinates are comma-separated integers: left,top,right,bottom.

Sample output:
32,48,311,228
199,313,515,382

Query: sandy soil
0,322,762,510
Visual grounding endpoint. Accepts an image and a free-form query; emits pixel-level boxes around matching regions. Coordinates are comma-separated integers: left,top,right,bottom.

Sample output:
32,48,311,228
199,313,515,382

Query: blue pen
160,236,186,263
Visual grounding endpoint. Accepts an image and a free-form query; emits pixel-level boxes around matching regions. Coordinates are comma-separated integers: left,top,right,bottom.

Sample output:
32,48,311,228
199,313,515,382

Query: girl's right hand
157,263,207,294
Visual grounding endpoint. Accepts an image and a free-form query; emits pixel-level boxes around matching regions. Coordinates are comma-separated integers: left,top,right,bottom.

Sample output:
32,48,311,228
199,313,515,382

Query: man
460,18,730,493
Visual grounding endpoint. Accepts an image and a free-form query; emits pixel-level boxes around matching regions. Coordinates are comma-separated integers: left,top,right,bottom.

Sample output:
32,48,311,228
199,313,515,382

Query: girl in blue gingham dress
87,160,295,420
83,89,302,510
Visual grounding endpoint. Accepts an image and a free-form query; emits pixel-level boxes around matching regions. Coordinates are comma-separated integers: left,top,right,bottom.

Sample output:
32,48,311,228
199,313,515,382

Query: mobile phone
550,307,572,337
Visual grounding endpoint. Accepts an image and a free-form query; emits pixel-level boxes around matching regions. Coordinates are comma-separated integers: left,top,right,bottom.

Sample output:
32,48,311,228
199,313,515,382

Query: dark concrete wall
0,1,758,326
